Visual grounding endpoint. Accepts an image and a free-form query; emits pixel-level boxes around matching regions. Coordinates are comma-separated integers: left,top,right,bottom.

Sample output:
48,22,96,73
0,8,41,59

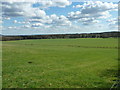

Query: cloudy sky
1,0,119,35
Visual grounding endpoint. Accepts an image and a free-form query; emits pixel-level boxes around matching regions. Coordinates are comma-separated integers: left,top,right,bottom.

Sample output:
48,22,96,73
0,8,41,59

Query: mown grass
2,38,118,88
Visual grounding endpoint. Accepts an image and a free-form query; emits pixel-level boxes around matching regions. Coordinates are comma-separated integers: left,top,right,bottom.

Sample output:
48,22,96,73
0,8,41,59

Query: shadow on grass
101,69,118,77
99,67,118,88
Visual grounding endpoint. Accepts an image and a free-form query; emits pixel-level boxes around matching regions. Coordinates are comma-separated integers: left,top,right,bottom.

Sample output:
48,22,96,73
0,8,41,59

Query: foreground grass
2,38,118,88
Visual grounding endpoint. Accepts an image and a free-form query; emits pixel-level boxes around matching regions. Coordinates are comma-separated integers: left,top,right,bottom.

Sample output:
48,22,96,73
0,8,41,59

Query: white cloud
69,1,117,19
0,21,2,24
2,0,71,28
107,18,118,25
107,18,117,22
1,0,118,35
33,9,46,18
13,20,17,23
81,1,117,14
32,23,44,27
106,18,118,30
38,0,72,8
8,26,16,29
29,17,52,24
78,17,100,25
22,25,31,28
2,0,71,8
49,14,72,26
0,17,2,24
13,20,30,24
2,2,46,18
3,17,11,20
68,1,117,25
2,1,71,27
29,14,71,26
0,25,2,29
2,2,24,17
2,0,37,3
52,0,71,7
73,5,82,8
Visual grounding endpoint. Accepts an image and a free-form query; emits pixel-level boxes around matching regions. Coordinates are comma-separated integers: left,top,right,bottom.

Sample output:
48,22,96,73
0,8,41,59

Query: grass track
2,38,118,88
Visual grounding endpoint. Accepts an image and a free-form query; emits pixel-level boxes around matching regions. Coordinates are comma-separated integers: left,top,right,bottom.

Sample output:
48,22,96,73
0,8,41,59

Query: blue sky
1,0,119,35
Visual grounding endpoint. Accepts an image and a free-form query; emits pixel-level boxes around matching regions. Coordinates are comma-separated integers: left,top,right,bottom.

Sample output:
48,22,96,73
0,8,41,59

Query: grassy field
2,38,118,88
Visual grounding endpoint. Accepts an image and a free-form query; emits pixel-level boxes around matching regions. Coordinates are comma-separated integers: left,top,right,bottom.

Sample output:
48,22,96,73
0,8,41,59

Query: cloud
3,0,34,2
0,17,2,24
69,1,117,19
81,1,117,14
106,18,118,29
33,9,46,18
3,0,71,8
22,25,31,28
2,2,46,18
50,14,71,26
32,23,44,27
2,0,70,28
78,18,100,25
8,26,16,29
3,17,11,20
0,21,2,24
73,5,82,8
13,20,30,24
48,0,71,8
2,1,71,28
32,0,71,8
13,20,17,23
29,14,71,27
2,2,24,17
2,1,118,35
68,1,117,25
29,16,52,24
107,18,118,25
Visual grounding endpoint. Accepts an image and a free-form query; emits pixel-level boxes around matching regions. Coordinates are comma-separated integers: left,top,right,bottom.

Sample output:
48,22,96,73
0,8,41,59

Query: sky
0,0,119,35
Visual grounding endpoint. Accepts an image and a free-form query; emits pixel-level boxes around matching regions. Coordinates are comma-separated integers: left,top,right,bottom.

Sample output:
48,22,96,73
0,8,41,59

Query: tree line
1,31,120,41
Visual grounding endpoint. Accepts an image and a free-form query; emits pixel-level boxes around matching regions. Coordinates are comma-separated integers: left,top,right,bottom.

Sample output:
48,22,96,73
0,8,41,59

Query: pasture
2,38,118,88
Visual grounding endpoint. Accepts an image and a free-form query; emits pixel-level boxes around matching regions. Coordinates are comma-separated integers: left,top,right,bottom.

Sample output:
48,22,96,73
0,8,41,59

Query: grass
2,38,118,88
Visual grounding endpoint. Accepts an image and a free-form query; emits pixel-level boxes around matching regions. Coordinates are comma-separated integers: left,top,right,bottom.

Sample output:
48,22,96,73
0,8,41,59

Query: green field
2,38,118,88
